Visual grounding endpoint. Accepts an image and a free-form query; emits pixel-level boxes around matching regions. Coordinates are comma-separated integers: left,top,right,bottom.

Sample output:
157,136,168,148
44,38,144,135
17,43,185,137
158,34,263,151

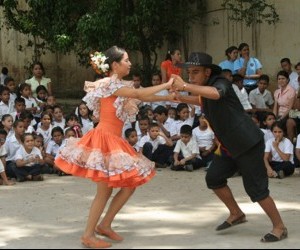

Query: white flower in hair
90,51,109,75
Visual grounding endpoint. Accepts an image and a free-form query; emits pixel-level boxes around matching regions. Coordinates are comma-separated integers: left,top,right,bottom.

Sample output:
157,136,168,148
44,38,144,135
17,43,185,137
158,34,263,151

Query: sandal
95,227,123,242
80,236,111,249
216,214,247,231
261,228,288,242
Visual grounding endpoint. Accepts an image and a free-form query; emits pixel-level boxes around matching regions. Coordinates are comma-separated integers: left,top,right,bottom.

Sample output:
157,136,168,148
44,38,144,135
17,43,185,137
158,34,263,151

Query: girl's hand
272,138,280,148
165,77,174,90
171,75,185,91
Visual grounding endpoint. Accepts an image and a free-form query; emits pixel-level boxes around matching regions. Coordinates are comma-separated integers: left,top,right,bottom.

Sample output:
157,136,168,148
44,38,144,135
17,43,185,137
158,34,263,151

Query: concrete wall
204,0,300,92
0,1,299,96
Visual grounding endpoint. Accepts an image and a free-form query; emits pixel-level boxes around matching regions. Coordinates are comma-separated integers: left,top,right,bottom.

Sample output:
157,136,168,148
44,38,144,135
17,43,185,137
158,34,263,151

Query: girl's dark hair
34,133,44,143
104,46,126,71
31,62,45,75
1,114,13,122
238,42,249,51
36,85,48,95
165,48,180,61
40,111,53,124
21,132,34,143
65,113,79,128
0,128,8,137
271,120,287,135
16,83,31,98
277,70,289,81
77,101,93,123
13,119,24,128
225,46,238,57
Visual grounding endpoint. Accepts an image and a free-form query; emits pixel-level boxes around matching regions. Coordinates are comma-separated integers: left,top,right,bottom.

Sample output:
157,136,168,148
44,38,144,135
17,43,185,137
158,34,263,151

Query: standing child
35,111,53,147
172,124,205,171
15,133,44,181
264,121,295,179
0,129,15,185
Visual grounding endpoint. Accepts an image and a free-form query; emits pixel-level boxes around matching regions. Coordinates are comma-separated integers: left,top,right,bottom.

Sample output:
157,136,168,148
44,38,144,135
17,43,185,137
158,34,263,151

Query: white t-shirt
15,146,43,166
173,138,200,159
265,137,294,163
192,127,215,150
138,134,166,153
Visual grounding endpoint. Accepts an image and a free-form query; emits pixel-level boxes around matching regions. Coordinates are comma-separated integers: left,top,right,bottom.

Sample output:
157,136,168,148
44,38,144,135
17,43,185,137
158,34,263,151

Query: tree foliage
222,0,279,26
1,0,279,85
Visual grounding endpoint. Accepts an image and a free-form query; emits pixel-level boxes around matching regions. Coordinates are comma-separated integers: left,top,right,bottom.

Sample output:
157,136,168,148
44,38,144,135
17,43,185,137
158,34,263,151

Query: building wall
0,1,299,96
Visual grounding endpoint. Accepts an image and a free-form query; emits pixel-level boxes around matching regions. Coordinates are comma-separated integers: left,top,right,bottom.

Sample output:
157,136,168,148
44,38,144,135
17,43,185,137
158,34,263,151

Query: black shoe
216,214,247,231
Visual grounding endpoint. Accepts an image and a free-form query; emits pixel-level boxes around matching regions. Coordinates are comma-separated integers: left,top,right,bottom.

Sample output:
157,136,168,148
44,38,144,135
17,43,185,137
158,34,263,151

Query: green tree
222,0,279,26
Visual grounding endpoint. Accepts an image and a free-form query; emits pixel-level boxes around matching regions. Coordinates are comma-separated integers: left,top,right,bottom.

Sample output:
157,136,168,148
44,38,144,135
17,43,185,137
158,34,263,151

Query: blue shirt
234,57,262,86
219,60,236,74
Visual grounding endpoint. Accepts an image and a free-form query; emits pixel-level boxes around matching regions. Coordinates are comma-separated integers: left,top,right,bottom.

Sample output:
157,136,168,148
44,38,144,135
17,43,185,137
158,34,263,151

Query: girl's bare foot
95,226,123,242
81,235,111,248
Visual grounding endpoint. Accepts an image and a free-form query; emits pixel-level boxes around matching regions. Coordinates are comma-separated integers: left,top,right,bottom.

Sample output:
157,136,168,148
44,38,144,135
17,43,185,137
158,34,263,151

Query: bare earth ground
0,167,299,249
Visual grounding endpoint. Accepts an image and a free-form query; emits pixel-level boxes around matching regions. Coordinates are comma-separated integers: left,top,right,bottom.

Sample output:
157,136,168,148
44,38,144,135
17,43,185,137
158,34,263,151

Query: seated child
124,128,139,152
138,122,173,168
0,129,15,185
264,121,295,179
15,133,45,181
171,124,205,172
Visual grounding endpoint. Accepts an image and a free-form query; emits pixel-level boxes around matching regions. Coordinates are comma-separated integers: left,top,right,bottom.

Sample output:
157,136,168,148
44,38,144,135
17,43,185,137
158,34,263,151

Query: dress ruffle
82,74,141,123
54,128,156,188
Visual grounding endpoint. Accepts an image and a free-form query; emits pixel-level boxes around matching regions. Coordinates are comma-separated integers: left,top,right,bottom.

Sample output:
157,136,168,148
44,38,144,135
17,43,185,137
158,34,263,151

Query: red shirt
161,60,182,81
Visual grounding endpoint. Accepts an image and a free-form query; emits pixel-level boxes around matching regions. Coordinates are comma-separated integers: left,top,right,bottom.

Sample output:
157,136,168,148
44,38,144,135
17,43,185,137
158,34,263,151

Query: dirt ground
0,167,299,249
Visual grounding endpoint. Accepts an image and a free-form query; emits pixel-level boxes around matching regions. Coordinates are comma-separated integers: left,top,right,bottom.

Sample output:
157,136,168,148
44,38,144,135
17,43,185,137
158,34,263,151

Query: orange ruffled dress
54,75,155,188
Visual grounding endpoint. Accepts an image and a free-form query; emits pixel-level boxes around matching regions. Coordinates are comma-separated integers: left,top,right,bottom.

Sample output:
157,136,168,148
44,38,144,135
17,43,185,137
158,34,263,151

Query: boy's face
180,133,191,144
53,108,63,120
187,66,211,86
127,131,138,145
38,90,47,100
15,102,26,113
0,134,7,146
149,126,160,140
52,131,63,144
258,80,268,92
22,118,32,129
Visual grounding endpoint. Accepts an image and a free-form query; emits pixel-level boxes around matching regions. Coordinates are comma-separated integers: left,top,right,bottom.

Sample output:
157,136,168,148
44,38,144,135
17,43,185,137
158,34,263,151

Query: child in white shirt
264,121,295,179
15,133,44,181
0,129,15,185
172,124,204,172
